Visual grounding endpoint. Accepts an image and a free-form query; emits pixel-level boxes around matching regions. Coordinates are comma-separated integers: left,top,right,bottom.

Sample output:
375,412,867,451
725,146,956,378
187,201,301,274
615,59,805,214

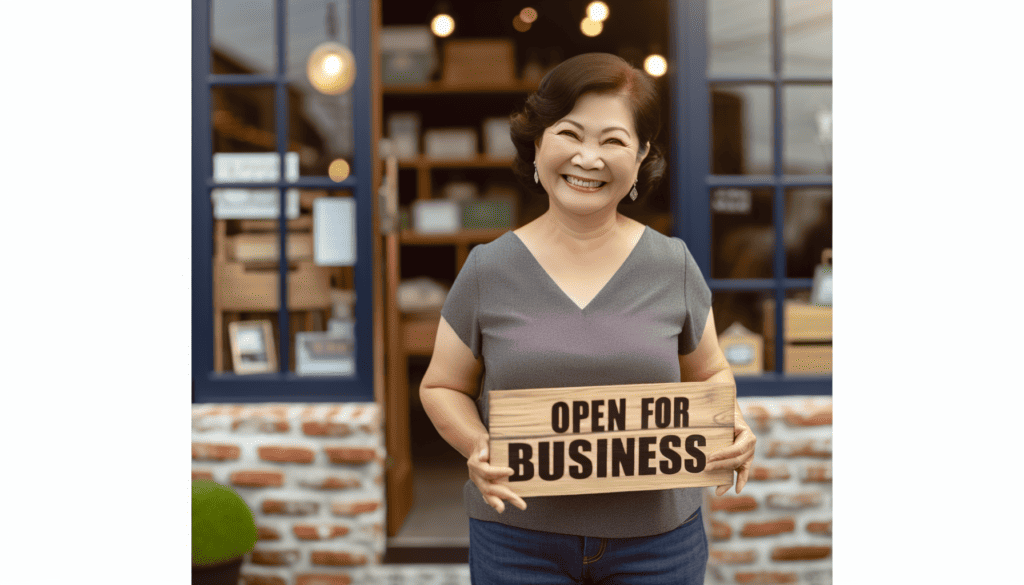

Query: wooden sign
488,382,735,498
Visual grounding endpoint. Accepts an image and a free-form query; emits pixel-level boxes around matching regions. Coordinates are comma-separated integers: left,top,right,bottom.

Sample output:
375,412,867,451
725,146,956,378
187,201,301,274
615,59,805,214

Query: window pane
783,84,831,175
762,290,831,374
782,0,832,77
211,85,277,156
290,189,358,377
212,0,276,75
713,291,772,376
710,85,773,175
708,0,772,77
785,187,831,279
287,0,356,176
711,187,774,279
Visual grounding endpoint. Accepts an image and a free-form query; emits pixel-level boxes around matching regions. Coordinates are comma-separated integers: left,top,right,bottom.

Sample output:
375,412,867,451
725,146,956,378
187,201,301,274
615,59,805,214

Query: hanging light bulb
520,7,538,23
580,17,603,37
644,54,668,77
328,158,351,182
431,14,455,37
586,2,609,22
307,3,356,95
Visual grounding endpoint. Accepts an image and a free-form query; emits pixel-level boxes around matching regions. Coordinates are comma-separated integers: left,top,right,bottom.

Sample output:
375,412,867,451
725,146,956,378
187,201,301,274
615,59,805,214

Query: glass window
710,187,774,279
211,0,276,75
783,84,832,175
710,85,774,175
707,0,772,77
782,0,832,77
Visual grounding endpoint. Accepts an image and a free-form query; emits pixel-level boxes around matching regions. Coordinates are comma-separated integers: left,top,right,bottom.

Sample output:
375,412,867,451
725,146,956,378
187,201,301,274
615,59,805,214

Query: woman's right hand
468,435,528,514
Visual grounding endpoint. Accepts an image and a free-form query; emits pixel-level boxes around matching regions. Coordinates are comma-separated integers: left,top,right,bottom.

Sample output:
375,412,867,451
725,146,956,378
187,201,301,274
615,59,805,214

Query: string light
580,17,603,37
328,159,351,182
644,54,668,77
431,13,455,37
520,7,538,23
586,2,609,22
513,15,531,32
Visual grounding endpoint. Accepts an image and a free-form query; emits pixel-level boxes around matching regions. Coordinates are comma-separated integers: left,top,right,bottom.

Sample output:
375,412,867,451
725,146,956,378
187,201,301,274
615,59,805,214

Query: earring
534,161,539,184
629,181,638,201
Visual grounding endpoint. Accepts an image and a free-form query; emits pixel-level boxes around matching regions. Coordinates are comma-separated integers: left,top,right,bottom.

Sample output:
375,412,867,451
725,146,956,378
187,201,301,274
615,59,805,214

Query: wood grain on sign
489,382,735,497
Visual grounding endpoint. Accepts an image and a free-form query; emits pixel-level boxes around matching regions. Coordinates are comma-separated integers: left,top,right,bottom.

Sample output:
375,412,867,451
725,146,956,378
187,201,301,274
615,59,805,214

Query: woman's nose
571,145,604,169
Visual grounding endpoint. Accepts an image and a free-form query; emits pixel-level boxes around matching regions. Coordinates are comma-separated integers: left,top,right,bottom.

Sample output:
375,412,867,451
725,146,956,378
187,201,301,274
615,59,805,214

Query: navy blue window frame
192,0,375,402
670,0,831,396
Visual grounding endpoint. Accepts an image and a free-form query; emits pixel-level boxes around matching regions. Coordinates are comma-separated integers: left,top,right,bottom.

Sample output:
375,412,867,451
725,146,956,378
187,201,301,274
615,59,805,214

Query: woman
420,53,756,584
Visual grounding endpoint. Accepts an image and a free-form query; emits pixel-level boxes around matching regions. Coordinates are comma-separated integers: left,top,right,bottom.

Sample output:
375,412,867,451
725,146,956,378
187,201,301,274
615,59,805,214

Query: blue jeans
468,507,708,584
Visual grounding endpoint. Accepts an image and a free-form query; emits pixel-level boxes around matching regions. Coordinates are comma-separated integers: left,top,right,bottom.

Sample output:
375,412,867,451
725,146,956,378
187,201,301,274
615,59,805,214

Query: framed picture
228,320,277,375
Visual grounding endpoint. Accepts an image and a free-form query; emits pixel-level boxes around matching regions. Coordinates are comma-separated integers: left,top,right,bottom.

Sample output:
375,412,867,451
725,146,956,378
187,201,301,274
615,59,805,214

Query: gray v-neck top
440,225,713,538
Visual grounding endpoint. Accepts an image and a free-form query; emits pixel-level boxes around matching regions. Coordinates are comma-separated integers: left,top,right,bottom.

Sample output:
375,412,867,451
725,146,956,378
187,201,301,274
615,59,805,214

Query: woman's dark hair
509,52,666,200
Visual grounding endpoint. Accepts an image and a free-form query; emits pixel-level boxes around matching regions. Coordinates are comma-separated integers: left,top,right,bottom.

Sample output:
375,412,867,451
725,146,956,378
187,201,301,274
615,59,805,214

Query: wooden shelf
397,155,514,170
383,80,539,95
399,228,508,246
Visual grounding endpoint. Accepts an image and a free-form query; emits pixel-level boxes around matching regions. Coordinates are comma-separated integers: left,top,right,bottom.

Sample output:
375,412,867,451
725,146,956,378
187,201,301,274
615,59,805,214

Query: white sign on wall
212,152,301,219
314,197,357,266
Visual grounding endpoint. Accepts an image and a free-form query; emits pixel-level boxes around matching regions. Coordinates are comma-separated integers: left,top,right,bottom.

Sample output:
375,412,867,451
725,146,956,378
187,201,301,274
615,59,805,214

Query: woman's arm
679,309,757,495
420,316,527,513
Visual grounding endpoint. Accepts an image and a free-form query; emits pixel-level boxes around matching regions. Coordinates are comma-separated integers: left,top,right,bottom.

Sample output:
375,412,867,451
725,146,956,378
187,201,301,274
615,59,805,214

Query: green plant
192,479,258,566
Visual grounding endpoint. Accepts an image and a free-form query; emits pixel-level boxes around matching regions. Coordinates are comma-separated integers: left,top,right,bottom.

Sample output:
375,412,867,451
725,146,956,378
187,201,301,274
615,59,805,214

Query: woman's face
534,91,649,217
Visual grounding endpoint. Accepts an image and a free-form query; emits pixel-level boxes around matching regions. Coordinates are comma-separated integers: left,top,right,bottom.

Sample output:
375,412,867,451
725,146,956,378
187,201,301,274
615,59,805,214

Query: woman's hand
468,435,528,514
705,407,757,496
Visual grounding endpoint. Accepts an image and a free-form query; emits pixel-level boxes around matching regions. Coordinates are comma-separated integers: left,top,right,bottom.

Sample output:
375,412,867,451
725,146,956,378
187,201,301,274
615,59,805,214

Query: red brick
256,526,281,541
325,447,378,464
806,520,832,536
331,500,380,517
296,574,353,585
801,464,832,483
299,476,361,490
259,446,316,464
735,572,798,584
783,405,832,427
262,499,319,516
241,575,287,585
750,465,791,481
192,442,240,461
294,524,351,540
771,546,831,561
741,518,795,537
710,496,758,513
192,470,214,481
767,493,822,510
231,470,284,488
710,519,732,540
709,549,756,564
741,405,773,432
233,419,290,433
767,440,831,458
359,423,380,434
303,421,353,437
310,551,368,566
250,548,300,566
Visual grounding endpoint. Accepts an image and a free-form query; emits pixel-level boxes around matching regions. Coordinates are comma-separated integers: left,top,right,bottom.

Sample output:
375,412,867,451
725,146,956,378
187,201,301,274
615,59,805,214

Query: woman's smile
561,174,607,192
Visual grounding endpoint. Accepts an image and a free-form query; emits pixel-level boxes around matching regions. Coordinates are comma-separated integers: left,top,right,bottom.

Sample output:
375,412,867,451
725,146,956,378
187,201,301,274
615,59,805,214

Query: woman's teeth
563,175,605,188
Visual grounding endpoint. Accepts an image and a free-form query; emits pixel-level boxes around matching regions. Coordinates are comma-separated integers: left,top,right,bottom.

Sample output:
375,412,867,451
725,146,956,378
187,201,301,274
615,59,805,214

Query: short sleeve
441,245,482,359
677,239,713,355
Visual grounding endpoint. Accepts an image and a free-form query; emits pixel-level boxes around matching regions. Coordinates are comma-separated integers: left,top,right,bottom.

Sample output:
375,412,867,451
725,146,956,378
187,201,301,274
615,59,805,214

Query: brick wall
705,397,832,585
192,404,386,585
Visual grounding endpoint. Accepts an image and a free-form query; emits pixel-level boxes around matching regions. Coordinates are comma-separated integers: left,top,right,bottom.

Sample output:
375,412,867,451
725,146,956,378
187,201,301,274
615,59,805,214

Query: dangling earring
629,180,638,201
534,160,539,184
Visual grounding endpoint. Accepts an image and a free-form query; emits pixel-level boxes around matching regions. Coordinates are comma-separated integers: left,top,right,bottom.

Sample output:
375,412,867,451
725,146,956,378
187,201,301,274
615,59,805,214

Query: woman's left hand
705,406,757,496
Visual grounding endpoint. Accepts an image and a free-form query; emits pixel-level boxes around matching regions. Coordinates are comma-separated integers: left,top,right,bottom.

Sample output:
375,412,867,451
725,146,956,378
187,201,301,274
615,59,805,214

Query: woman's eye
559,130,579,139
606,138,625,145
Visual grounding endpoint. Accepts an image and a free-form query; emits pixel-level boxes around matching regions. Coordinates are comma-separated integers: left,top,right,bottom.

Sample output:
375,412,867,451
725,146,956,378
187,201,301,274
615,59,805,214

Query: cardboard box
442,39,515,85
381,26,437,84
762,300,832,371
784,344,832,375
412,199,460,234
424,128,477,160
227,233,313,263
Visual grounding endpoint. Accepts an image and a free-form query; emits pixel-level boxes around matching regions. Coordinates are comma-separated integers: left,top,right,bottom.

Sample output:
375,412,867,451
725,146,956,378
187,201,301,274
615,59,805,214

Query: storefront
191,1,832,582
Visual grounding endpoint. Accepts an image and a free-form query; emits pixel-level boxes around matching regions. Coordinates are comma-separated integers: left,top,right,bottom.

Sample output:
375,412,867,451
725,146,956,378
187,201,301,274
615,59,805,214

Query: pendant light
307,2,356,95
